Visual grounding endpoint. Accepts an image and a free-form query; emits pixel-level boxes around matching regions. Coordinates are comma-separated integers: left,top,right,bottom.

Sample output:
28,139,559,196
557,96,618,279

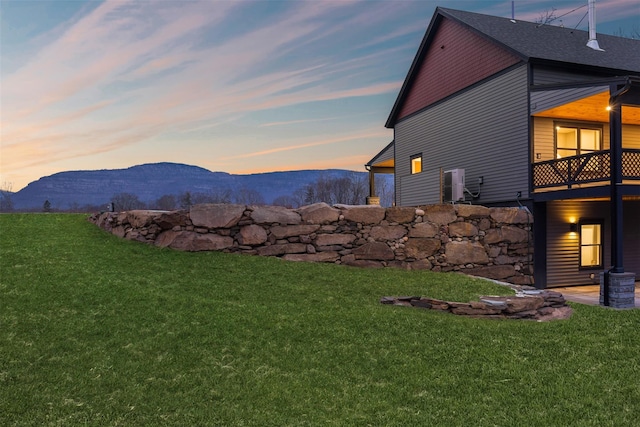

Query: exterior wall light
569,222,578,233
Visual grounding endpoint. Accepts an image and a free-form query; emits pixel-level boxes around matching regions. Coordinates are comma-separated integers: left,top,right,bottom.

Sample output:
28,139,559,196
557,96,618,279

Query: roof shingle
439,7,640,73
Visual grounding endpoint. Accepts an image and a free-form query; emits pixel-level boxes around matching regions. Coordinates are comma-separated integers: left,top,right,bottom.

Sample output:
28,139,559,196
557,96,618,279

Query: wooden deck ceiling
532,91,640,125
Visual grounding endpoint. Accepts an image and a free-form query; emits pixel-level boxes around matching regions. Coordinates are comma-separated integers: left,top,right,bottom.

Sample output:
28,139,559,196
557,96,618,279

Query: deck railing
532,149,640,189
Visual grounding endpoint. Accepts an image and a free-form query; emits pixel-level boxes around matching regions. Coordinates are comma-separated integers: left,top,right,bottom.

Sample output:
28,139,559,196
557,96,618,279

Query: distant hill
8,163,392,211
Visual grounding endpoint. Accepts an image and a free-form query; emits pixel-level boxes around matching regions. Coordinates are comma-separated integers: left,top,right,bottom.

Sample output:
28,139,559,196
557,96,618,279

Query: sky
1,0,639,191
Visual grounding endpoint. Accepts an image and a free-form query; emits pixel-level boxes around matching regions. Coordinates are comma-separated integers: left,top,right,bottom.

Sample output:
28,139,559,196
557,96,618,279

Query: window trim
578,218,604,270
410,153,422,174
554,121,603,159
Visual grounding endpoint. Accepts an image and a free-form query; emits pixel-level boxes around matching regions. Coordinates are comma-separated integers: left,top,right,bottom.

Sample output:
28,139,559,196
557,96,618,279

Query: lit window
580,221,603,269
555,123,602,159
411,154,422,174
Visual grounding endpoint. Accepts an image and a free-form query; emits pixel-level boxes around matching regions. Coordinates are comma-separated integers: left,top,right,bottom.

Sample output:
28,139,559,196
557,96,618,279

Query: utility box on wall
444,169,465,202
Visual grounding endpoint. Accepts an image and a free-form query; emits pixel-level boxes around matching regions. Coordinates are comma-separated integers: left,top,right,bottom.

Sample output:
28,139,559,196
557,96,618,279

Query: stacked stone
380,288,572,321
599,272,637,309
89,202,535,286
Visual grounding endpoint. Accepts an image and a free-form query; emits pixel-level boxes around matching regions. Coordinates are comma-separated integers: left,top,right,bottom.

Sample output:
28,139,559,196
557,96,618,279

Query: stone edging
380,286,572,321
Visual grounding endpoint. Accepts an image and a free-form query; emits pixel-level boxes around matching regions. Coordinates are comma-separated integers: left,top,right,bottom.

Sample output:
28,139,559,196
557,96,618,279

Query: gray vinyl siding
531,67,609,85
546,201,611,287
398,169,441,206
546,200,640,287
530,86,608,115
395,65,530,206
532,117,555,162
623,201,640,275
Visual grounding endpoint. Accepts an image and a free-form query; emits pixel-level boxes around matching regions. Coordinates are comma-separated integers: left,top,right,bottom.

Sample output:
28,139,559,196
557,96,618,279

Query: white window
580,221,603,269
555,123,602,159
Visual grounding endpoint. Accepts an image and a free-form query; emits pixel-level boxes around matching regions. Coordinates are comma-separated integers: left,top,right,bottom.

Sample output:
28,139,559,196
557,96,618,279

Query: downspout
609,78,631,269
609,79,632,107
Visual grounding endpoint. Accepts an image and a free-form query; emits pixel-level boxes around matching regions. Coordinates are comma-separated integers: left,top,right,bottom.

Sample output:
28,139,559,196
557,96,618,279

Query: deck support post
609,84,624,278
366,169,379,205
603,83,631,307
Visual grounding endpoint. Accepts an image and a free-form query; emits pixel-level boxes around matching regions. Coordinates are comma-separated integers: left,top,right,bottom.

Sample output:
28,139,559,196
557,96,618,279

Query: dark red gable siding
397,17,521,121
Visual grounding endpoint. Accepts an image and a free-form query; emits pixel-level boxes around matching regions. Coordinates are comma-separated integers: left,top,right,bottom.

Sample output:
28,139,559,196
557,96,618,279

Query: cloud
219,129,390,160
505,0,639,31
4,0,634,190
235,154,372,175
2,1,404,169
259,117,338,128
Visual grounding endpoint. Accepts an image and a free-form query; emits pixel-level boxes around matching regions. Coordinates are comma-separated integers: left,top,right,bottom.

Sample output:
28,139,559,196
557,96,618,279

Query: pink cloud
219,129,390,161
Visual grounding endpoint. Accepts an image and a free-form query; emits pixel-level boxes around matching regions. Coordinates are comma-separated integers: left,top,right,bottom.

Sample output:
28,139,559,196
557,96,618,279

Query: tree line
0,173,393,213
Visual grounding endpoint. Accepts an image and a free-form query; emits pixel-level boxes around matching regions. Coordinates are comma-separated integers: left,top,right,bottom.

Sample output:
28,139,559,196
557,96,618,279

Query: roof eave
528,57,640,79
385,7,531,128
366,140,395,167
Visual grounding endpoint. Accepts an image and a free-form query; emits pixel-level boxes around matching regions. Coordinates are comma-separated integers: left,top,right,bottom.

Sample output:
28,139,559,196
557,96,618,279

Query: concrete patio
554,284,640,308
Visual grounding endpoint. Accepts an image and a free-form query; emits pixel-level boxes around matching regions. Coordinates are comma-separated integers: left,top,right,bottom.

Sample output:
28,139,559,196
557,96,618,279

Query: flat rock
456,204,490,218
257,243,307,256
445,241,489,264
370,225,407,241
190,204,245,228
298,203,341,224
251,205,301,225
504,296,545,313
315,233,356,246
352,242,395,260
384,207,416,223
282,252,339,262
405,238,441,259
270,224,320,239
156,210,188,230
128,210,162,228
422,204,456,225
484,226,530,244
490,207,533,224
409,222,439,238
338,205,386,224
238,224,268,245
155,230,233,251
448,222,478,237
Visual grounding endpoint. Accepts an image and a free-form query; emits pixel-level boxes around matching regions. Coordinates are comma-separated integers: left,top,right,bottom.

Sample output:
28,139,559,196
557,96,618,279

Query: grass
1,214,639,426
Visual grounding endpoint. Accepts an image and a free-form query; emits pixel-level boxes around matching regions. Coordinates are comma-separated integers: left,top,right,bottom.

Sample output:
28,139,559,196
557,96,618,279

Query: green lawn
1,214,639,426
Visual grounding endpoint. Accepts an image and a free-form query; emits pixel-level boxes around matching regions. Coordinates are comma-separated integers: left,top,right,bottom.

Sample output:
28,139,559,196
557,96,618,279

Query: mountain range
5,163,390,211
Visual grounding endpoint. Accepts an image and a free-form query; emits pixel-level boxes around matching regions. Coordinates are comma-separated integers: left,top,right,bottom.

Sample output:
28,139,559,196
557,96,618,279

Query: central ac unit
444,169,465,202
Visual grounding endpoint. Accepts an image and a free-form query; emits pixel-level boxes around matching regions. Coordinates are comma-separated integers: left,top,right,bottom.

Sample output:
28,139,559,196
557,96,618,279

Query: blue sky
1,0,639,191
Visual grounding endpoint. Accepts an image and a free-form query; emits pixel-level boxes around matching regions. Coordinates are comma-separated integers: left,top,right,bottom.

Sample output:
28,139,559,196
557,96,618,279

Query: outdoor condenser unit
444,169,465,202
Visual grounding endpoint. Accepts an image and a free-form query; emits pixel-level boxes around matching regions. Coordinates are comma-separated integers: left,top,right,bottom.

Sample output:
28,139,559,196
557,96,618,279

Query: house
366,6,640,301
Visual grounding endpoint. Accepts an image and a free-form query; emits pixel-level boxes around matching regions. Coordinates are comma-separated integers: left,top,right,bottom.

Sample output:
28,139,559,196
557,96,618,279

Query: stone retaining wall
89,202,534,285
